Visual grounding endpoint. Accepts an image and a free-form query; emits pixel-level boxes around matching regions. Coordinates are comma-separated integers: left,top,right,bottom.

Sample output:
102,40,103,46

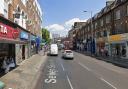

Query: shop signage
20,31,28,40
30,35,36,41
109,33,128,42
0,23,19,39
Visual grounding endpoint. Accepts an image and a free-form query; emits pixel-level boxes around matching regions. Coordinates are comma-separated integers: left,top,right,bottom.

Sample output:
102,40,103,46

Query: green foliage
42,28,51,44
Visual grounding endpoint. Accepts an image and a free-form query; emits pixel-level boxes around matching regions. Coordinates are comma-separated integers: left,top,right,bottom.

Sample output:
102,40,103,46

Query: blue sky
39,0,106,36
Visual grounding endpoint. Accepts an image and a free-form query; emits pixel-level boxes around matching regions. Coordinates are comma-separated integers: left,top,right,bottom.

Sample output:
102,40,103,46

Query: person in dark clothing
122,47,126,57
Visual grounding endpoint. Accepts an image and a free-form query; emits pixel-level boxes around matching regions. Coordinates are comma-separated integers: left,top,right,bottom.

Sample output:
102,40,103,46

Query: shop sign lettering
0,25,7,34
109,34,128,42
0,23,19,39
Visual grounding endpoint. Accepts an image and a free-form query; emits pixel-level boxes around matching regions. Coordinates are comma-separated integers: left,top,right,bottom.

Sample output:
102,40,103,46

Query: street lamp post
83,11,94,55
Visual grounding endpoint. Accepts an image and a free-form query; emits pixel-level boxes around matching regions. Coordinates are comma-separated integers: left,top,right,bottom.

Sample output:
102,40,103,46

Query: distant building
52,34,60,39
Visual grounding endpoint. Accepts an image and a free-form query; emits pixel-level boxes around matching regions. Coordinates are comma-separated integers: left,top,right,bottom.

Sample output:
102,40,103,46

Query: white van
50,44,58,56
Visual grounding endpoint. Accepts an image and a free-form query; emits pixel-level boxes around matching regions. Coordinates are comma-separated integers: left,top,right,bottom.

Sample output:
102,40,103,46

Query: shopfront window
0,43,8,57
122,45,126,57
111,43,126,57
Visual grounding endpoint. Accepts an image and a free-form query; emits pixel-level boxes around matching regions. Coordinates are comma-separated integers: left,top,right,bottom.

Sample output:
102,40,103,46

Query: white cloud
45,18,86,37
46,24,64,32
65,18,87,28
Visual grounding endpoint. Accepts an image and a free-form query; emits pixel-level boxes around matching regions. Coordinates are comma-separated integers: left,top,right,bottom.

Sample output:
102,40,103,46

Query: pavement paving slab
0,51,47,89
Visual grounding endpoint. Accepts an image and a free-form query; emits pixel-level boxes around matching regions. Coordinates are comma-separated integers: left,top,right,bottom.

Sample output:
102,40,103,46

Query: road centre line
100,78,117,89
67,76,74,89
78,62,91,71
61,63,65,71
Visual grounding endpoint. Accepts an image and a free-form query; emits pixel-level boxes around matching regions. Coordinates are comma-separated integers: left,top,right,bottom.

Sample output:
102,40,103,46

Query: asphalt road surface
39,51,128,89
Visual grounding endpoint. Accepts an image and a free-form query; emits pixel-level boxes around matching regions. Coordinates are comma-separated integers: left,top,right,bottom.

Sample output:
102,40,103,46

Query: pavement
0,51,47,89
77,50,128,68
39,51,128,89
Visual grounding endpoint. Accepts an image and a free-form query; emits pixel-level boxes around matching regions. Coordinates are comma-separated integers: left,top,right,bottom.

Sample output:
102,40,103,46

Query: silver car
62,50,74,59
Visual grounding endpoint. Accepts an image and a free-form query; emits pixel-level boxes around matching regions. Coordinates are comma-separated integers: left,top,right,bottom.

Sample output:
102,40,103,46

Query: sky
38,0,107,36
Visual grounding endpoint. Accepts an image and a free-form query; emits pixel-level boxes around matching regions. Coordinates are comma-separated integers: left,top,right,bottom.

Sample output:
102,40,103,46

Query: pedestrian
101,48,104,56
122,47,126,57
43,45,47,55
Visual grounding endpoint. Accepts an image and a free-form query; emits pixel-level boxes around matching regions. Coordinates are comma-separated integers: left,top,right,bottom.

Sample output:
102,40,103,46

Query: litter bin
0,81,5,89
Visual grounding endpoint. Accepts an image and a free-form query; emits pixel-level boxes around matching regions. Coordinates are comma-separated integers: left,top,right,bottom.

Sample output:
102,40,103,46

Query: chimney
106,0,115,6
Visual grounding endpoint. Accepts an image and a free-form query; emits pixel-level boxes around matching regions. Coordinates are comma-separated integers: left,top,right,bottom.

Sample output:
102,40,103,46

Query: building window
95,22,97,29
33,1,36,7
115,23,123,34
88,26,90,32
21,0,27,5
115,10,120,20
106,14,111,23
126,22,128,33
101,31,104,37
100,19,103,26
103,30,107,37
96,32,101,38
127,5,128,15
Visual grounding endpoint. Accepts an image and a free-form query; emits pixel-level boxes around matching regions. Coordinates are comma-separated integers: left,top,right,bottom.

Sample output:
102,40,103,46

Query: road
39,51,128,89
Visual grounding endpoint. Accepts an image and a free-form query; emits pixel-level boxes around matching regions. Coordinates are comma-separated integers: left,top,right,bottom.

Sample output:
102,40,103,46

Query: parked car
62,50,74,59
50,44,58,56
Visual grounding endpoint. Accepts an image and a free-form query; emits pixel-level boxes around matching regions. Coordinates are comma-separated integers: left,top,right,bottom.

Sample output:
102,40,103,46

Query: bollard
0,81,5,89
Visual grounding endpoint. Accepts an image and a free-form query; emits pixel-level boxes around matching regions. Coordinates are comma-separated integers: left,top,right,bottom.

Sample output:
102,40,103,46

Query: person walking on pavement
43,45,47,55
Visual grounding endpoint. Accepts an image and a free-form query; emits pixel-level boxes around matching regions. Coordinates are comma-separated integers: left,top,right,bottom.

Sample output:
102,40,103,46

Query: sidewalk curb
76,51,128,69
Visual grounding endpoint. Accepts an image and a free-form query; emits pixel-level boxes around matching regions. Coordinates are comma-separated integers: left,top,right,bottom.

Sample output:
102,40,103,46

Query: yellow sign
109,33,128,42
109,35,121,42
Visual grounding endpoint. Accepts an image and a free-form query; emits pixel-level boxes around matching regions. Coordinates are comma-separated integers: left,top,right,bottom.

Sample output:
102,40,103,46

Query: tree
42,28,51,44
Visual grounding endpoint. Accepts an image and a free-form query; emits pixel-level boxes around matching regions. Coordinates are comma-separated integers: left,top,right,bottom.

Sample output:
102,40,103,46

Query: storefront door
22,45,25,60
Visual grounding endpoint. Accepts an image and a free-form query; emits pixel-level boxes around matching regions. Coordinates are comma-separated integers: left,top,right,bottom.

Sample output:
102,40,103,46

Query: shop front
86,38,92,53
35,36,41,53
96,37,108,56
109,33,128,59
30,35,36,55
20,31,29,60
0,22,20,74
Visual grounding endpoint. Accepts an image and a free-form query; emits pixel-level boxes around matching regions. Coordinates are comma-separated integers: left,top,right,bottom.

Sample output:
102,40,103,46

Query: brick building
71,0,128,59
0,0,42,71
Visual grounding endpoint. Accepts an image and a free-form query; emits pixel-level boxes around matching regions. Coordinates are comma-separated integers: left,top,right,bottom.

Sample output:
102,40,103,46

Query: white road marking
61,63,65,71
78,62,91,71
100,78,117,89
67,76,74,89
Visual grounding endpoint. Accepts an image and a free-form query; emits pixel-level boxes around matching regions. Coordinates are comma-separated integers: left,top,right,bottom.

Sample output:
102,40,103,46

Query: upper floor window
115,10,120,20
100,19,103,26
21,0,27,6
88,26,90,32
33,1,36,7
106,14,111,23
95,22,97,29
103,30,107,37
